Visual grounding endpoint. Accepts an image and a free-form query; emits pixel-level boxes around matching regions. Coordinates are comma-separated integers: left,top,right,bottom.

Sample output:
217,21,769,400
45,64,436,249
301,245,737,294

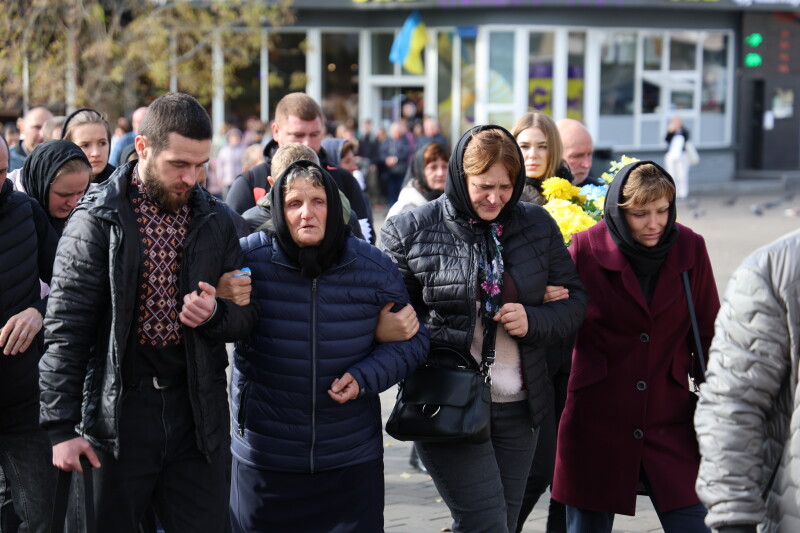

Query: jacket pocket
567,352,608,392
236,382,250,437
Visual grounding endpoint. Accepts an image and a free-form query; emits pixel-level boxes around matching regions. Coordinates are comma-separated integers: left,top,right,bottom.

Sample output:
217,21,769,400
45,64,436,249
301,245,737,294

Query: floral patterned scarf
473,221,504,364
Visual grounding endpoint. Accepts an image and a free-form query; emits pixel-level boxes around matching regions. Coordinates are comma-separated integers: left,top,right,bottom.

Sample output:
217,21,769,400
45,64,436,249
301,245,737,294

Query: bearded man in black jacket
39,93,257,532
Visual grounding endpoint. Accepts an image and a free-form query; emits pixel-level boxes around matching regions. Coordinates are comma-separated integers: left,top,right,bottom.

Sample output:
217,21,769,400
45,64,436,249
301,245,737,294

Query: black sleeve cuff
48,423,79,447
718,525,758,533
31,296,48,318
199,298,226,330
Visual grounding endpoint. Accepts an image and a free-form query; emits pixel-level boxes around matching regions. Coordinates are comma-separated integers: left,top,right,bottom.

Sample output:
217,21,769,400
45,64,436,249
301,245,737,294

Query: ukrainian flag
389,10,427,75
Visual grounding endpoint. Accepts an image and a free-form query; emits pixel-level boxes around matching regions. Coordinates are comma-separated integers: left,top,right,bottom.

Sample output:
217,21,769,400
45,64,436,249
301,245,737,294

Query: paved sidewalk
378,194,800,533
380,387,665,533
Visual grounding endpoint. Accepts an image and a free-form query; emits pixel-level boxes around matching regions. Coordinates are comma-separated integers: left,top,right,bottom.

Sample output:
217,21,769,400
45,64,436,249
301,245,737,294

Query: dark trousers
0,429,58,533
565,470,710,533
230,457,384,533
90,385,228,533
566,503,709,533
518,361,569,532
417,400,538,533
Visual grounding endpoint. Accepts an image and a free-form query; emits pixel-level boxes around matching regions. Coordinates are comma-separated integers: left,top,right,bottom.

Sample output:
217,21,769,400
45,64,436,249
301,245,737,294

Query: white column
306,29,322,105
22,55,29,113
212,31,225,138
260,28,269,122
474,28,488,124
584,30,602,140
424,27,438,118
169,32,178,93
359,30,371,124
514,27,528,118
552,29,569,121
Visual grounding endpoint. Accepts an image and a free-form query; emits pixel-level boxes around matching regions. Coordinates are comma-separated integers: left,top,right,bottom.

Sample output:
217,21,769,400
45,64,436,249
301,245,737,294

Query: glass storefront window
701,32,728,143
488,31,514,105
599,31,636,146
488,112,514,130
268,32,307,117
702,33,727,113
643,33,664,71
600,32,636,116
641,76,661,114
322,33,359,124
670,32,697,71
567,32,586,121
528,32,554,114
372,33,394,75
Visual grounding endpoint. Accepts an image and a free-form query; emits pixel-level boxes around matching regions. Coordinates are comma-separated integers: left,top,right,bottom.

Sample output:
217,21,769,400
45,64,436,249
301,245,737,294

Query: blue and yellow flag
389,10,427,75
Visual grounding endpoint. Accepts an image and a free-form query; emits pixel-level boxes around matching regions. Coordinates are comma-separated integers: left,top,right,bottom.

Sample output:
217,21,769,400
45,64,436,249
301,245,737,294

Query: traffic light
744,53,763,68
744,32,763,69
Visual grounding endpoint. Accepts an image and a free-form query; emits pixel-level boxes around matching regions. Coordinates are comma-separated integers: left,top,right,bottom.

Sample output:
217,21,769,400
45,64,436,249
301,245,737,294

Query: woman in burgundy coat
551,161,720,533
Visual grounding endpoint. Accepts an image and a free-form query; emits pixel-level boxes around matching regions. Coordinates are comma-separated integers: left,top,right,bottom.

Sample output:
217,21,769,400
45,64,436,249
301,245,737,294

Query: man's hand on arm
52,437,101,473
0,307,44,355
179,282,218,328
374,303,419,343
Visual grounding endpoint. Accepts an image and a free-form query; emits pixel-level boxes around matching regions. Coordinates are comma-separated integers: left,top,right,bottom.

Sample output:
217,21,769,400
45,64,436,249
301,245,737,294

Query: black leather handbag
385,335,494,444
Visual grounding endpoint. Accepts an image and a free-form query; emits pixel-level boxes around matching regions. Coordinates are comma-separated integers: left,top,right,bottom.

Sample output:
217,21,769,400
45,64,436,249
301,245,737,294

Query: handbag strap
50,457,95,533
682,271,707,380
479,319,498,376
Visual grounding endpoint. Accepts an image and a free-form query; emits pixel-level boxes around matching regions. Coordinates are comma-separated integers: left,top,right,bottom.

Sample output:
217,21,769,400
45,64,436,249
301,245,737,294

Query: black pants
230,457,384,533
517,361,569,533
91,384,228,533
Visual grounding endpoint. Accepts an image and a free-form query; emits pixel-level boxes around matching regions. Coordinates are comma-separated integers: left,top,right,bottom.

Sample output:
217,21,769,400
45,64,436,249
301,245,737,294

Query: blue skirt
230,457,384,533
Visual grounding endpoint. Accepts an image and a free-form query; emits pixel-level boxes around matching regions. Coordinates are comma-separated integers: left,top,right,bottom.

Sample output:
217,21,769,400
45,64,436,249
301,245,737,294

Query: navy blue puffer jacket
231,231,429,473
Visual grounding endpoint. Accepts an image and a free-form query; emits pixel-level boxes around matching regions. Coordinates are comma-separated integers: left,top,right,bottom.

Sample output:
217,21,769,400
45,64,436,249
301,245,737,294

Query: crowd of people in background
0,90,797,533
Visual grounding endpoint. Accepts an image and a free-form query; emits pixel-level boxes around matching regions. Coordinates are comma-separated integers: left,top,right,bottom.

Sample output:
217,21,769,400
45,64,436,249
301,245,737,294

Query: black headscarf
445,125,526,225
604,160,679,301
22,140,90,235
269,160,347,278
409,143,445,202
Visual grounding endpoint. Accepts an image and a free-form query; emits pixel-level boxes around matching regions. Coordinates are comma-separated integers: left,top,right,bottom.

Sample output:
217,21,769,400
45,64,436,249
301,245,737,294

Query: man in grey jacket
695,228,800,533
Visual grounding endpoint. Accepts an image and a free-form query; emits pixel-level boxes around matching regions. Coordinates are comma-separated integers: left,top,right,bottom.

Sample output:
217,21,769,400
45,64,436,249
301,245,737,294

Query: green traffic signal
745,33,764,48
744,53,763,68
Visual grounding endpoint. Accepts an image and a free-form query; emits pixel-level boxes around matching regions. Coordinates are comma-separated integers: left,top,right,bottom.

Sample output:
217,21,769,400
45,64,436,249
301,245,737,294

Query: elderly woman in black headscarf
20,140,92,236
381,125,587,533
229,160,429,533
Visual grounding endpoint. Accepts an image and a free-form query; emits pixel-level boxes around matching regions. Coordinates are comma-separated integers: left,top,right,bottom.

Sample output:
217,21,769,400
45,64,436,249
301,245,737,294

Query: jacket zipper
310,277,319,473
237,383,249,436
180,212,214,459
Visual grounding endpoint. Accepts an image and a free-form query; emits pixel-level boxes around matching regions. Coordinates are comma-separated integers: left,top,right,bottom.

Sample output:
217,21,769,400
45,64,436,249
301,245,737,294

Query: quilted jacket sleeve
695,241,794,529
519,214,588,346
39,209,111,444
379,216,427,315
344,252,430,396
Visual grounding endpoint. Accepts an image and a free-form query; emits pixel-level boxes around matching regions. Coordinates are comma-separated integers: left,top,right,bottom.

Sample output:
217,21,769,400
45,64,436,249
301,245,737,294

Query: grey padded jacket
695,228,800,533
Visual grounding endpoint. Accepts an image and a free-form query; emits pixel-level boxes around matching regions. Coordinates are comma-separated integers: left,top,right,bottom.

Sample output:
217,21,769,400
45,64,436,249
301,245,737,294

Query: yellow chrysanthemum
543,199,598,245
541,177,581,201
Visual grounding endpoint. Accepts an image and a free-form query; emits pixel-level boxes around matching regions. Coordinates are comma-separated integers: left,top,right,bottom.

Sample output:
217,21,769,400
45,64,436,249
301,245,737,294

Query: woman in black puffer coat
380,125,587,533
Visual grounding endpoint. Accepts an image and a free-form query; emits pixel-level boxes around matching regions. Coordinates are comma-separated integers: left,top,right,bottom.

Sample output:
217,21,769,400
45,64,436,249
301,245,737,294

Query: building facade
221,0,800,188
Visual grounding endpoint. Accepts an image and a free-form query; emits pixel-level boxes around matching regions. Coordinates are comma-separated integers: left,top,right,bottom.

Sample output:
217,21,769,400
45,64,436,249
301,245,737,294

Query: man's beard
141,163,192,213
